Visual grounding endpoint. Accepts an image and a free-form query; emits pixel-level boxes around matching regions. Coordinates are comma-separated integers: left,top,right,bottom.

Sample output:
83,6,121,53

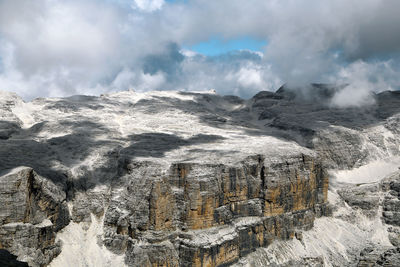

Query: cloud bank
0,0,400,104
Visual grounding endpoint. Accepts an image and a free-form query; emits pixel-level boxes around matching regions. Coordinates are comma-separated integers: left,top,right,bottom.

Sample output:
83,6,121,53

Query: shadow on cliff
0,119,120,190
0,118,225,193
140,88,400,148
246,88,400,147
0,249,28,267
68,132,225,193
42,95,106,112
119,132,225,159
2,86,400,193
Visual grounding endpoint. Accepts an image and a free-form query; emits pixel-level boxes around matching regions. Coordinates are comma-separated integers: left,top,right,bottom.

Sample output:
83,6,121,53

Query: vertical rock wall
103,153,330,266
0,167,70,267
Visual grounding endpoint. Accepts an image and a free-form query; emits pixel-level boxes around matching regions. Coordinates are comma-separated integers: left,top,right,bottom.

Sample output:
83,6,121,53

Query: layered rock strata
103,155,329,266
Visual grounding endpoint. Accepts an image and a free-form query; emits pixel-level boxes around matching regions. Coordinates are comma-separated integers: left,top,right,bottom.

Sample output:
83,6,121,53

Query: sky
0,0,400,106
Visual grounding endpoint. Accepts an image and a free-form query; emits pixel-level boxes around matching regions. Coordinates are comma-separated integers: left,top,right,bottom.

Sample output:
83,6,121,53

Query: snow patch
11,102,37,128
36,219,53,228
330,157,400,184
49,214,126,267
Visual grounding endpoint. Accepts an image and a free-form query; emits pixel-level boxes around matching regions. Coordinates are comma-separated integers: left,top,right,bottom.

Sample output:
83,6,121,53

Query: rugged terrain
0,84,399,266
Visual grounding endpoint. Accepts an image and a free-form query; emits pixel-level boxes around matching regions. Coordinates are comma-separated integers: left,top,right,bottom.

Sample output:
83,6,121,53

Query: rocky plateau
0,84,400,266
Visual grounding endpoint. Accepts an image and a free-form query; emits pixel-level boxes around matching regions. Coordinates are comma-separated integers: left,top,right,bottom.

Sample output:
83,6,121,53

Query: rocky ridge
0,84,399,266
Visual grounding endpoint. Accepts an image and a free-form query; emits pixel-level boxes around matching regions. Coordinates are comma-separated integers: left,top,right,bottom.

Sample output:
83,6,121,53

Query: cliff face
102,155,329,267
0,86,399,266
0,167,69,266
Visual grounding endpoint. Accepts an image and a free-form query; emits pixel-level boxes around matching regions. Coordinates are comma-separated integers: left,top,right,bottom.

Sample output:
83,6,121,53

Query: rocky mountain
0,84,399,266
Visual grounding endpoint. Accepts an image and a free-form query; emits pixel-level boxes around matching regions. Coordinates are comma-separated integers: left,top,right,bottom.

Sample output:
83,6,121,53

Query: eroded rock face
101,155,329,266
0,167,69,266
1,86,400,266
358,247,400,267
337,184,381,218
382,172,400,227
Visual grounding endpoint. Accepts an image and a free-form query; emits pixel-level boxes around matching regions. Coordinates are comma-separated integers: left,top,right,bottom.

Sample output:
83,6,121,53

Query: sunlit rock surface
0,85,400,266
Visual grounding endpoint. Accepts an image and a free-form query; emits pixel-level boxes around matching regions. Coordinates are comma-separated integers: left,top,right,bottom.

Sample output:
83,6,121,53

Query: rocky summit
0,84,400,266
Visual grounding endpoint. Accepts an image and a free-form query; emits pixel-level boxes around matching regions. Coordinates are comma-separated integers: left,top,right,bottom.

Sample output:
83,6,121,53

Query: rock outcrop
381,172,400,227
0,167,69,266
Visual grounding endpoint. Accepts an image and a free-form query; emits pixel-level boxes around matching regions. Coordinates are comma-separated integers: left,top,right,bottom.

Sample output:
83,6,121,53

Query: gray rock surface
382,172,400,226
1,85,400,266
337,184,381,217
358,246,400,266
0,167,69,266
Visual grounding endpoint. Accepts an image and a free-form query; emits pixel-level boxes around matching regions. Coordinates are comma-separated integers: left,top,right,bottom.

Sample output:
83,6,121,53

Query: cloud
143,43,184,78
110,68,166,92
330,60,400,107
131,0,165,12
0,0,400,102
0,0,120,73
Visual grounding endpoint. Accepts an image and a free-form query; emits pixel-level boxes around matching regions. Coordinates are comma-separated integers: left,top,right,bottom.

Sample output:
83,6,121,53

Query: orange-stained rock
263,156,328,217
186,193,218,230
105,155,330,266
149,179,175,231
181,238,239,267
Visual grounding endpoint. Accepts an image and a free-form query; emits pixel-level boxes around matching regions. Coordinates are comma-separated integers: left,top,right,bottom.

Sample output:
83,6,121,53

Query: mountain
0,85,399,266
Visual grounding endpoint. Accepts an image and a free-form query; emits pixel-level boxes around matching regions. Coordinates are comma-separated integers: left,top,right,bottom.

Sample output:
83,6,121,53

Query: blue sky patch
186,37,267,56
166,0,186,2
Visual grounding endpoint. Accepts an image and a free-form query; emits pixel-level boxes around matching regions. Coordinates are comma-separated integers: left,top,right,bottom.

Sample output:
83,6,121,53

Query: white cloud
110,68,166,92
225,63,281,94
131,0,165,12
330,60,400,107
0,0,400,101
110,68,136,91
137,71,166,91
0,0,120,74
237,67,263,88
179,49,198,58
